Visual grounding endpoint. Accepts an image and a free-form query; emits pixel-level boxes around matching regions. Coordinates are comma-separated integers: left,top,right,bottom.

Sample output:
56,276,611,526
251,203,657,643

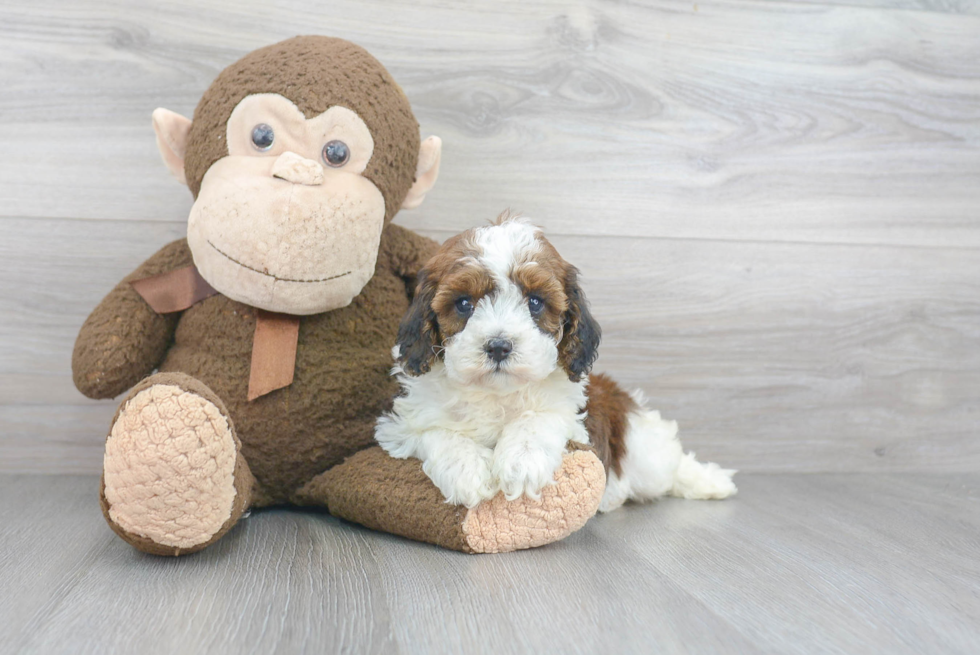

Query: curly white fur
376,356,589,507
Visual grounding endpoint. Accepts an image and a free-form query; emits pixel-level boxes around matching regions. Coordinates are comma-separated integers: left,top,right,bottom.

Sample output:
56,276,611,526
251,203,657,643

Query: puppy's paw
423,449,495,508
492,443,564,502
462,449,606,553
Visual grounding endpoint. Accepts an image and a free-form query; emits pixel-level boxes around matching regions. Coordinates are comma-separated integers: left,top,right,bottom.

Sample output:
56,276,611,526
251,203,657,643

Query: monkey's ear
401,136,442,210
558,267,602,382
395,271,441,376
152,108,193,186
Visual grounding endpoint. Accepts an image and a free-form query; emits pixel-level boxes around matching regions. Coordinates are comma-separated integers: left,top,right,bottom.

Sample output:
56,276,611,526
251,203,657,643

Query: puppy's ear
396,270,441,376
558,267,601,382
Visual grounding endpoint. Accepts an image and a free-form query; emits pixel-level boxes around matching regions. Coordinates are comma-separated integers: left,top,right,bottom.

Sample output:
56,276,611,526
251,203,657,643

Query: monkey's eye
251,124,275,151
454,297,474,316
322,140,350,167
528,295,545,315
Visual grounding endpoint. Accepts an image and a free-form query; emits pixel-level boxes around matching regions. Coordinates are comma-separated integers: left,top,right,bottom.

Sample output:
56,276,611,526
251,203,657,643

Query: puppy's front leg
493,413,576,501
414,430,495,508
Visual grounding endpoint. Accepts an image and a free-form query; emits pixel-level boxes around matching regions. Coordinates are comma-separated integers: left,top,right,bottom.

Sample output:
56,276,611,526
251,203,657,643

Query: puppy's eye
528,295,545,315
322,140,350,167
454,297,474,316
251,124,275,151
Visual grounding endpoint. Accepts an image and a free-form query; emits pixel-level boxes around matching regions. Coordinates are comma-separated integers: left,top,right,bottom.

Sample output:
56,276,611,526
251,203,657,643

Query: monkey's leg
100,372,254,556
294,444,605,553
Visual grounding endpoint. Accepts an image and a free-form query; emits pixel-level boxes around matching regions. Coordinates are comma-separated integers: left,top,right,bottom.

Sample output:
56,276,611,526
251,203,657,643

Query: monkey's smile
207,240,352,284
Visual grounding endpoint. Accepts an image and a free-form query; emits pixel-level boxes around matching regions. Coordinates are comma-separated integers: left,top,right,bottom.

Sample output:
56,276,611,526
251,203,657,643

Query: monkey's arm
295,444,605,553
380,223,439,297
72,239,193,399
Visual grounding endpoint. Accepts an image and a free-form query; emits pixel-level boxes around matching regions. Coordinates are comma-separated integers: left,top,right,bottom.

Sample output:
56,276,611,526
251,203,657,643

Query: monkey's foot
297,445,605,554
461,447,605,553
101,372,253,556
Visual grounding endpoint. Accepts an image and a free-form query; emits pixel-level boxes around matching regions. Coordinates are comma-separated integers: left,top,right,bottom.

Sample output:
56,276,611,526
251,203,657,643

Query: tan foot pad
103,383,238,550
462,449,606,554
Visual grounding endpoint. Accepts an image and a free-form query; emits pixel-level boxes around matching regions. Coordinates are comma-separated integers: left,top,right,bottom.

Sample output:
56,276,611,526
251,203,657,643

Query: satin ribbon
131,264,301,401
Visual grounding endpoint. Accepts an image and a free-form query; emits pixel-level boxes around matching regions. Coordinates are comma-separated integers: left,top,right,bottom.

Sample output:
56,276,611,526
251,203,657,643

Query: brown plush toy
72,36,606,556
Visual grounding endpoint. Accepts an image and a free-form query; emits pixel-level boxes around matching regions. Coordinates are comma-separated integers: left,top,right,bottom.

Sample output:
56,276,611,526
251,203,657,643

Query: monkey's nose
271,151,324,186
484,338,513,364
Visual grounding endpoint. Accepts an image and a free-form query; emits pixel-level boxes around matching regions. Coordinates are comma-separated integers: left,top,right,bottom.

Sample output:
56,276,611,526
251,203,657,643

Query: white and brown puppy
375,217,736,510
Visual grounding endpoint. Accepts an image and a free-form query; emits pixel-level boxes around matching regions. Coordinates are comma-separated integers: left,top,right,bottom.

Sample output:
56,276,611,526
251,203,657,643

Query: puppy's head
396,215,601,390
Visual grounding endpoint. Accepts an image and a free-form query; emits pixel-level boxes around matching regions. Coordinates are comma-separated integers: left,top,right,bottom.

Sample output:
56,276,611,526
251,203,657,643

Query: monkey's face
184,94,385,315
152,37,441,316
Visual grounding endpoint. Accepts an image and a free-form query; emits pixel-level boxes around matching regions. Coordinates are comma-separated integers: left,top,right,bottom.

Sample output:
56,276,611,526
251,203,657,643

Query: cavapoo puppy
375,216,736,510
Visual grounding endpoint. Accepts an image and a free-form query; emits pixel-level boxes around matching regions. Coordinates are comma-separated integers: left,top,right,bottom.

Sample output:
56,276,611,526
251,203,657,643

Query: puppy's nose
484,338,513,363
271,151,324,186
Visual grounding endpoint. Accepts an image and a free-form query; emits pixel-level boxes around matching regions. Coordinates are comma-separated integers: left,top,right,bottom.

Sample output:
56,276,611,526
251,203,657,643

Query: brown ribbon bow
130,264,300,401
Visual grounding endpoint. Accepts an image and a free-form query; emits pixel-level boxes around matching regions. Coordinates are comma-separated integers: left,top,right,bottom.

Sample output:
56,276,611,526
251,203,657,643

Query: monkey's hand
72,239,192,399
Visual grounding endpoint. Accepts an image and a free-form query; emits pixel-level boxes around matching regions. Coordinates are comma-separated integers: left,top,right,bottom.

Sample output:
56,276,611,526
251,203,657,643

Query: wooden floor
2,473,978,655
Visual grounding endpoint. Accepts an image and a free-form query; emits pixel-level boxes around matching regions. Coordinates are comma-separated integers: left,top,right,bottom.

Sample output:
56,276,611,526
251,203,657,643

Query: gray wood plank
600,473,980,655
0,0,978,247
0,475,110,651
0,405,114,474
1,476,763,655
2,473,978,654
764,0,980,15
3,217,978,474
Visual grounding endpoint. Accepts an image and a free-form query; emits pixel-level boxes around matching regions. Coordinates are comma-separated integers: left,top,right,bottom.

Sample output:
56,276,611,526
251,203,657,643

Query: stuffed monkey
72,36,605,556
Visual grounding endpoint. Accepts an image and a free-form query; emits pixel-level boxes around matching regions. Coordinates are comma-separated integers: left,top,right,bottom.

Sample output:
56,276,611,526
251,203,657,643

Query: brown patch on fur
431,264,495,340
421,231,481,277
396,230,491,375
512,228,603,382
501,222,568,325
511,261,567,337
584,373,637,477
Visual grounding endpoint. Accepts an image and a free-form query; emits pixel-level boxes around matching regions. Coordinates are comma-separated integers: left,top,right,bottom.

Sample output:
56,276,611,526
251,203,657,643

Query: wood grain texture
2,218,978,473
773,0,980,15
1,0,979,474
2,473,978,654
0,0,978,246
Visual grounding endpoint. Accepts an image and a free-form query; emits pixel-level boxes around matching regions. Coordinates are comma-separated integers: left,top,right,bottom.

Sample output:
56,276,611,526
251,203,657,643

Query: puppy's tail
591,380,736,512
669,450,738,500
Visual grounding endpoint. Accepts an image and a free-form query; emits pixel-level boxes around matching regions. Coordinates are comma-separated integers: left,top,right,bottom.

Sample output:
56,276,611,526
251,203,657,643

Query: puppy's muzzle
484,338,513,363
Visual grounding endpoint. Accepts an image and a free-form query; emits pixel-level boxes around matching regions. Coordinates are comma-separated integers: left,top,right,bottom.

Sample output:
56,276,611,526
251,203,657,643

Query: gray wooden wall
1,0,977,474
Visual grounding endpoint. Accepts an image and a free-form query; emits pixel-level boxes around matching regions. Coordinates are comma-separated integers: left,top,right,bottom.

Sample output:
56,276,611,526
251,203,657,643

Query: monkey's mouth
207,240,352,284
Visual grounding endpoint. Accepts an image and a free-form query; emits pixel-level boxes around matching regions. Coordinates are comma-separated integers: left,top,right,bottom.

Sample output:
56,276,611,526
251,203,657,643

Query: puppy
375,216,736,510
